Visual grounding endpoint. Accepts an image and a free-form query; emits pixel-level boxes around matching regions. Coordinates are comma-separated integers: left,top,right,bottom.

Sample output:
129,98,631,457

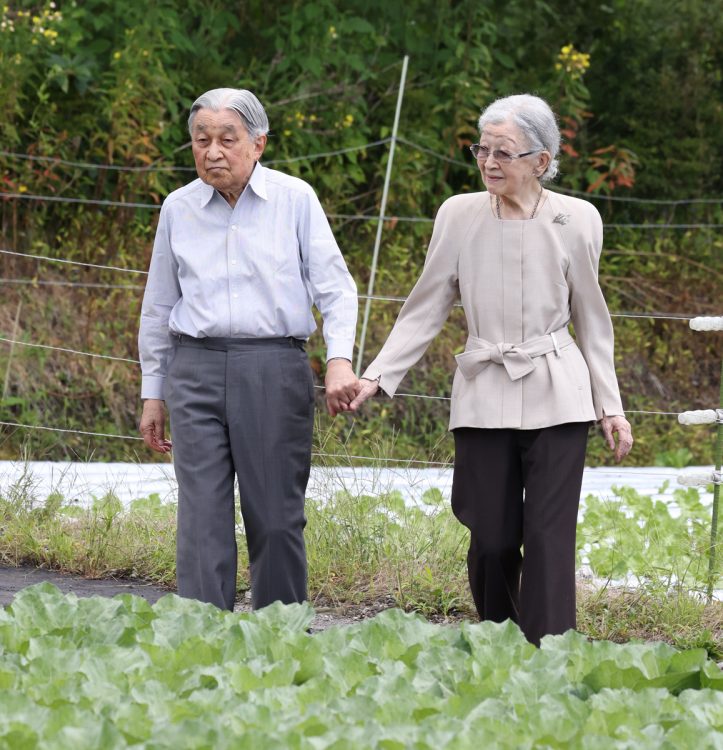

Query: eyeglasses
469,144,541,163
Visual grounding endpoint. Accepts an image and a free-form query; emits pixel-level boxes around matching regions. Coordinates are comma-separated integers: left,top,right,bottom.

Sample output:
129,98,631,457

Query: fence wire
0,335,695,416
3,190,722,229
0,420,705,476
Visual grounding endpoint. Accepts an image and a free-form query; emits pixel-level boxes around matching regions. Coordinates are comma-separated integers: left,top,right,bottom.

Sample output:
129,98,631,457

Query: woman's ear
536,151,551,177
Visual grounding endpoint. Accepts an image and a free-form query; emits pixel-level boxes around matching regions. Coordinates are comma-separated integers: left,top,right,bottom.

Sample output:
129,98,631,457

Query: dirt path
0,565,170,607
0,565,409,631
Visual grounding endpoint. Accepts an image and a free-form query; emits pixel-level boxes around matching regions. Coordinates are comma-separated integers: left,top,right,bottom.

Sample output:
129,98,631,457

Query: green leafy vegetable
1,584,722,748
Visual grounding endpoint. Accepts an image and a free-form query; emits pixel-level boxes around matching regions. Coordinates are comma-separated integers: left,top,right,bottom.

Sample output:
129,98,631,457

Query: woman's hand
349,378,380,411
601,415,633,463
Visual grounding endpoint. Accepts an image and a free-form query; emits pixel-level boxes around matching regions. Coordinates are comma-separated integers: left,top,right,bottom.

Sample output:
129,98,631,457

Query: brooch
552,213,571,225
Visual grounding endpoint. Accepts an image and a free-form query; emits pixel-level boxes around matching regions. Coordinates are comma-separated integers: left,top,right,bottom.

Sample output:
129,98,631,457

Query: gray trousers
165,334,315,611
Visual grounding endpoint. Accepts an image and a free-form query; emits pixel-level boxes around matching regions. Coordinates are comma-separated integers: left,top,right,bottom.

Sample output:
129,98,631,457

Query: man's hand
139,399,173,453
325,359,361,416
601,415,633,463
349,378,380,411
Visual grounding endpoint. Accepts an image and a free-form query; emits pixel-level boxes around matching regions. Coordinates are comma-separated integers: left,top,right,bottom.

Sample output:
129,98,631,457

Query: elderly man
138,88,359,611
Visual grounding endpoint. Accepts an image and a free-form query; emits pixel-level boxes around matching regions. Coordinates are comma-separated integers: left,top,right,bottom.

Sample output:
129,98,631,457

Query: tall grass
1,470,721,656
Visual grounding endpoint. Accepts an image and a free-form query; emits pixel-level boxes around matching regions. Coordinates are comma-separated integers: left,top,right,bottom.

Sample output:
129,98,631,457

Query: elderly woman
350,94,633,645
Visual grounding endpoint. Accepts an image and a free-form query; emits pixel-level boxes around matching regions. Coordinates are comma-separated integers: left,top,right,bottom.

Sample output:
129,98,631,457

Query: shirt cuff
141,375,166,401
325,339,354,362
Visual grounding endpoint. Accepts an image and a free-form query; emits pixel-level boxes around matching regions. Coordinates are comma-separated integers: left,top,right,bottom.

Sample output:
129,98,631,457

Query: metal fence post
355,55,409,376
678,316,723,601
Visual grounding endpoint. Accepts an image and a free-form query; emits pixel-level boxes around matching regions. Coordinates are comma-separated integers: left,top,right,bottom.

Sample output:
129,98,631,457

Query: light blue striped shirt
139,163,357,400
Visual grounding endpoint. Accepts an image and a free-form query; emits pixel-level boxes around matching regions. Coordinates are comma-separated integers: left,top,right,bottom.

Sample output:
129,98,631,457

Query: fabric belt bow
454,327,573,381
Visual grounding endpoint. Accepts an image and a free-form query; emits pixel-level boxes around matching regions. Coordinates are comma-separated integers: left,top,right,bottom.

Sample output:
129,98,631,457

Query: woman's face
477,119,548,199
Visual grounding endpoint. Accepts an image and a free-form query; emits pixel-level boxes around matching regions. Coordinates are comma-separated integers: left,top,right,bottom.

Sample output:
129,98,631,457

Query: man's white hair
188,88,269,138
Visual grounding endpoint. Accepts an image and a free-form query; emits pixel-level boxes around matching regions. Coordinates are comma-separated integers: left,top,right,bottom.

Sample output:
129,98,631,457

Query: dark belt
172,333,306,351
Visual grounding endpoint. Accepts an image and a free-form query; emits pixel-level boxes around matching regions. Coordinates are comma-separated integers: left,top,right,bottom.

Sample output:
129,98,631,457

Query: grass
578,584,723,659
1,469,722,658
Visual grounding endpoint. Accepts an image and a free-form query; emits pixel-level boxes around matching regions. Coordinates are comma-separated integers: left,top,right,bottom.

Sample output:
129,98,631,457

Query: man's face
191,108,266,199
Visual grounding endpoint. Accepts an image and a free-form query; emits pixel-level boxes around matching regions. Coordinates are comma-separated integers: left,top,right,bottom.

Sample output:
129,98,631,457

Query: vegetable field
2,584,723,748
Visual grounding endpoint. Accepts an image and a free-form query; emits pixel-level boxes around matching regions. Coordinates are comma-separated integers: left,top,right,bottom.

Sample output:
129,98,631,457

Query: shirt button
233,293,239,299
231,225,237,231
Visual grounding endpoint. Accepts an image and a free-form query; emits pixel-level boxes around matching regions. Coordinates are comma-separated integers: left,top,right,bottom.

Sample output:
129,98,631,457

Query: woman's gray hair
478,94,560,182
188,88,269,139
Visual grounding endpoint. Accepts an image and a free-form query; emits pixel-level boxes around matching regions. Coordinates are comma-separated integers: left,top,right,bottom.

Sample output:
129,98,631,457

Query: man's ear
254,134,268,160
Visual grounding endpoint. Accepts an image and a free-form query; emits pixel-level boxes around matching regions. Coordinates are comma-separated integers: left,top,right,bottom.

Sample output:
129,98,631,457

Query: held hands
600,415,634,463
139,399,173,453
349,378,379,411
325,359,362,416
325,358,379,416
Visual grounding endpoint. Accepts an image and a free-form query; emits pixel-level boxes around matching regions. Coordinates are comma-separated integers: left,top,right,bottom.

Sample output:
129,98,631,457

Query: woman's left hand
601,415,634,463
349,378,380,412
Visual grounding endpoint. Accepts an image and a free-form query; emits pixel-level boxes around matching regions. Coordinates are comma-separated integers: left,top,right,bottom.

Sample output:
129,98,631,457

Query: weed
1,469,721,651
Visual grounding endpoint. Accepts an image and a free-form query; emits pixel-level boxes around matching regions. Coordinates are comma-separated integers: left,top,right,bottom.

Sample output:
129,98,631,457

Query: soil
0,565,467,631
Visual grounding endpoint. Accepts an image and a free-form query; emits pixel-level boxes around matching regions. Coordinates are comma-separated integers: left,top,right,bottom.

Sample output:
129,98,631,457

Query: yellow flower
283,129,292,137
113,51,122,60
18,185,28,193
556,43,590,79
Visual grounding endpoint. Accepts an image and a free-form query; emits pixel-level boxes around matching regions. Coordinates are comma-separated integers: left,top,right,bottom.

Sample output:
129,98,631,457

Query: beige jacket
362,190,625,430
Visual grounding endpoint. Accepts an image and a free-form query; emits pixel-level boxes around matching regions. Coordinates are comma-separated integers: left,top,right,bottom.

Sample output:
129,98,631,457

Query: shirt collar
198,161,269,208
248,161,268,201
198,181,215,208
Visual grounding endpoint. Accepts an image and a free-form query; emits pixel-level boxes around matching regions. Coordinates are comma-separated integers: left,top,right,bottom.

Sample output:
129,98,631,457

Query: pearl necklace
496,184,543,220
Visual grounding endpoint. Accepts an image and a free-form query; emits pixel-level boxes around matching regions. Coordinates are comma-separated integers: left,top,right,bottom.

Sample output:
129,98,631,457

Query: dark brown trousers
451,423,589,646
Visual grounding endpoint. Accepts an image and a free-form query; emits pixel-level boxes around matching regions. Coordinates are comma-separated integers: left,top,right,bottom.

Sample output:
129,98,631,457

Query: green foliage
1,584,723,747
2,476,722,655
306,487,467,615
577,485,720,595
486,0,723,203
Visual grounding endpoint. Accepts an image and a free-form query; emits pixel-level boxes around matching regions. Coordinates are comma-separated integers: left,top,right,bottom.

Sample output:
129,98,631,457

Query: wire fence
3,140,721,207
0,248,148,274
0,249,712,322
0,279,145,291
0,139,392,173
0,334,695,416
3,190,722,230
2,131,720,465
0,420,702,477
